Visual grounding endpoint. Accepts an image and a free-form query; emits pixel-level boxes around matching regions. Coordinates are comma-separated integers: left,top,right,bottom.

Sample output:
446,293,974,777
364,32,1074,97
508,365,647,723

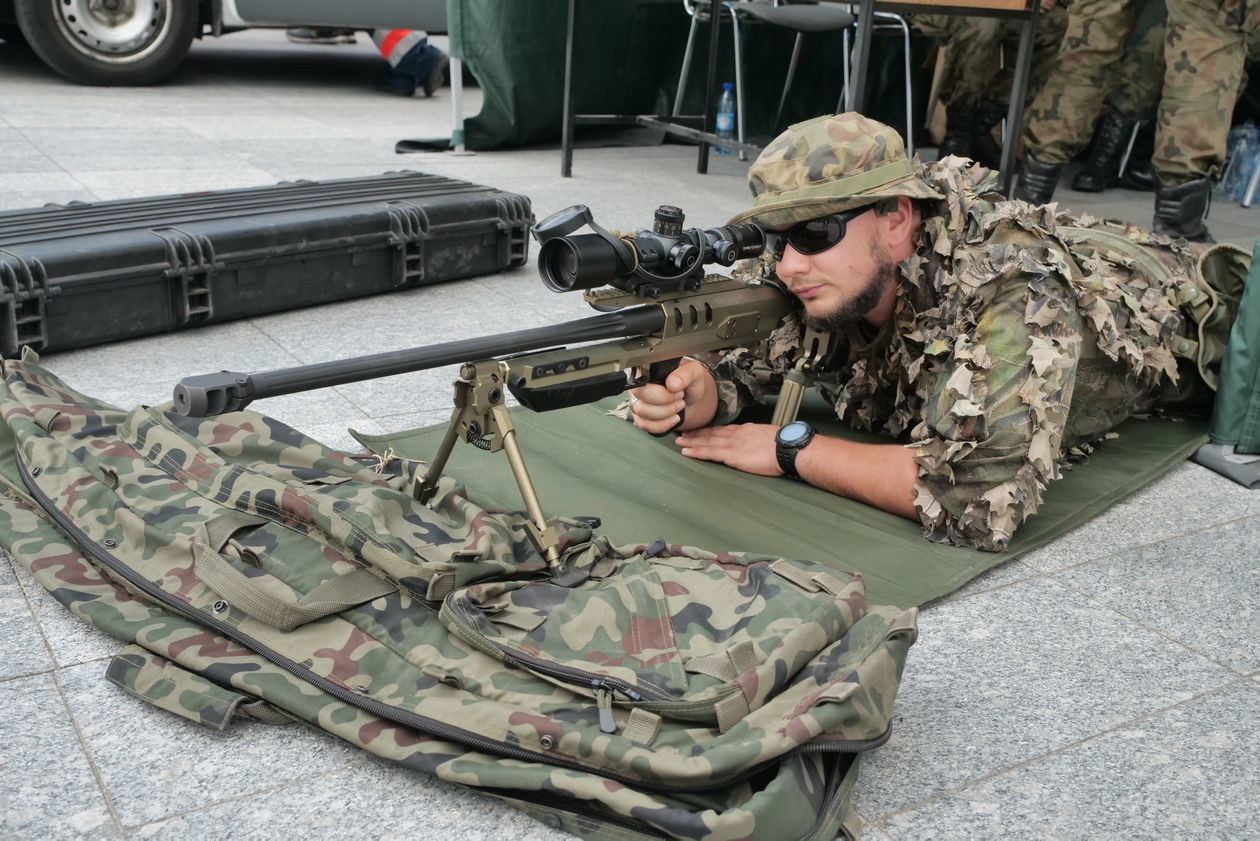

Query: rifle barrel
173,305,667,417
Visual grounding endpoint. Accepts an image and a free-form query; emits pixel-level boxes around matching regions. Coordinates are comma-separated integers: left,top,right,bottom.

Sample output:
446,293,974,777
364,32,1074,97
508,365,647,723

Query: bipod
770,327,831,426
413,360,565,567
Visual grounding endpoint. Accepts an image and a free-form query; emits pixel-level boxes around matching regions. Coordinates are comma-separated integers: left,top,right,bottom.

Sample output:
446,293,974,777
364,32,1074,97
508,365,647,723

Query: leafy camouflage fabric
0,355,916,841
705,156,1250,551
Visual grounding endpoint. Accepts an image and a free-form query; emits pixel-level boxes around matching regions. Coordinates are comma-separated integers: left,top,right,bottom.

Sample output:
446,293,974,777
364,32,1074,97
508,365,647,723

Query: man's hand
674,423,782,476
628,358,719,433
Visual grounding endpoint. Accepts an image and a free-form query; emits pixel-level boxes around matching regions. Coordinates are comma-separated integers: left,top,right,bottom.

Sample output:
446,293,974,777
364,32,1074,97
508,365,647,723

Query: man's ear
879,196,919,255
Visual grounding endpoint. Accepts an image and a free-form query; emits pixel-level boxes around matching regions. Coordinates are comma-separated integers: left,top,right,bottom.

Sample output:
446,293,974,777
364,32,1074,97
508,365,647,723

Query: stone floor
1,27,1257,841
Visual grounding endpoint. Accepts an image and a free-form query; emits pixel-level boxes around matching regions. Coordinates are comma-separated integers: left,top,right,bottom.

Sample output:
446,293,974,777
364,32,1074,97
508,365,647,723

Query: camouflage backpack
0,354,916,841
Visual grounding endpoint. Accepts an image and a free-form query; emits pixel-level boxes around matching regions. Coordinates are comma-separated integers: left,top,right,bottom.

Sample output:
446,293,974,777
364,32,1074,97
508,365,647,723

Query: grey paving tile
0,673,117,837
1,106,173,130
1020,461,1260,573
877,681,1260,841
8,552,120,669
136,753,575,840
0,554,55,680
1055,515,1260,673
851,577,1235,820
0,171,85,191
0,190,100,211
71,167,281,201
0,128,58,172
20,127,251,172
944,558,1042,600
57,659,366,827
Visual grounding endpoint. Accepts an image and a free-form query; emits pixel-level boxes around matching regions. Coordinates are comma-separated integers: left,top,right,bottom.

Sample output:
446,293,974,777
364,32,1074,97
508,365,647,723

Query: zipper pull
592,680,617,734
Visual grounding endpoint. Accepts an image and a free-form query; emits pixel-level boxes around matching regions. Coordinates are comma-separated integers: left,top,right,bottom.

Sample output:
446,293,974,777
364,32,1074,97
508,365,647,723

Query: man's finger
634,413,682,435
664,361,705,393
632,397,686,421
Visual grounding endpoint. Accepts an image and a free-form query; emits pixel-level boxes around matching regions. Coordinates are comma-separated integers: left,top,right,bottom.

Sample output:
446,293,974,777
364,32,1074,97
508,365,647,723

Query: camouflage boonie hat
729,112,943,229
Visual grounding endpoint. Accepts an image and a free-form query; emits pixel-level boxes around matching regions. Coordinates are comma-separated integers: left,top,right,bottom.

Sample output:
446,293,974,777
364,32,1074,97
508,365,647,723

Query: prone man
629,113,1248,551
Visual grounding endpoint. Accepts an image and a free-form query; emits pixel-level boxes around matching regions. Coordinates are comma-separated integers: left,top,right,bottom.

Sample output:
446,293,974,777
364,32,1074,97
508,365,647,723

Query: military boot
1072,112,1136,192
1153,178,1215,243
1118,122,1156,191
936,102,975,161
1014,155,1064,204
970,98,1008,171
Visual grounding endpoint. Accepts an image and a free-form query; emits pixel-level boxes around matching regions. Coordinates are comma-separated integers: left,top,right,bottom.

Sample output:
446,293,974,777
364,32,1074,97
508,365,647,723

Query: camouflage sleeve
908,247,1084,552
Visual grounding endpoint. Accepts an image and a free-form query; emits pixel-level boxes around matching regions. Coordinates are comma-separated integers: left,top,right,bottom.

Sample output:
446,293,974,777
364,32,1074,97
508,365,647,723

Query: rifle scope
532,204,765,298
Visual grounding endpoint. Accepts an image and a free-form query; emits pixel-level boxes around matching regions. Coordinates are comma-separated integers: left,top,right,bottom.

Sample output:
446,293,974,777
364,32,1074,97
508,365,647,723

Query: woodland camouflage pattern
913,9,1067,109
728,113,942,229
707,156,1250,551
1154,0,1260,183
0,356,916,841
1024,0,1260,179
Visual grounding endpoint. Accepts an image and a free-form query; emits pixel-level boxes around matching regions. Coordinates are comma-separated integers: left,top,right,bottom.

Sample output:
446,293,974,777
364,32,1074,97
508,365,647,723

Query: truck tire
15,0,198,85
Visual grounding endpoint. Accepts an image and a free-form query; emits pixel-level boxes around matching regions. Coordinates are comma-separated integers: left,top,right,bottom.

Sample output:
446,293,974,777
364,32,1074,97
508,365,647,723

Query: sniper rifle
174,205,830,567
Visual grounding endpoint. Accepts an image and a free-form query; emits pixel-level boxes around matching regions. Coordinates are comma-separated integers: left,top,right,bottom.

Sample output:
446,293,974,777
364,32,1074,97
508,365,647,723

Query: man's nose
775,243,809,277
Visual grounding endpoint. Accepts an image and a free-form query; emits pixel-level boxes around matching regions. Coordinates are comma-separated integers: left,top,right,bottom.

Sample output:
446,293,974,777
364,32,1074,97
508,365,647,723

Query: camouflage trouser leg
1153,0,1257,183
918,11,1067,108
1022,0,1144,164
1108,19,1167,120
916,16,1005,108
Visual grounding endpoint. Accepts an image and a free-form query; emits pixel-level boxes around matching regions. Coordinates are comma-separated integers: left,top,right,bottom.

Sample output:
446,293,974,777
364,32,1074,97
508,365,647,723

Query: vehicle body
0,0,448,85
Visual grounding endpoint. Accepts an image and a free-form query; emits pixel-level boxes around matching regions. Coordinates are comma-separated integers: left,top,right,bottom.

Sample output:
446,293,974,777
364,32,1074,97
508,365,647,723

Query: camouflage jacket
709,158,1232,551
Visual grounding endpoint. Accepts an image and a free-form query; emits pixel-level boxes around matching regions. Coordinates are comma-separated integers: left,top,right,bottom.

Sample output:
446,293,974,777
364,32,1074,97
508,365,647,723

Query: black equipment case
0,171,532,357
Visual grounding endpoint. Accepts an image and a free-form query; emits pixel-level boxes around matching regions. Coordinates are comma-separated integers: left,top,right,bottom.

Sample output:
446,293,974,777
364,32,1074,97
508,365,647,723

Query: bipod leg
491,405,563,567
771,328,832,427
413,409,461,504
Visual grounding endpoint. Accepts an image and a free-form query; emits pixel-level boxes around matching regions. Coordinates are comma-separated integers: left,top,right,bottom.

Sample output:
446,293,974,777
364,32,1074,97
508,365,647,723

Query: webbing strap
769,558,820,591
488,606,546,632
684,654,738,682
727,640,760,674
203,510,269,552
714,691,751,734
621,708,662,746
770,559,853,596
192,542,395,632
818,681,859,704
424,568,457,600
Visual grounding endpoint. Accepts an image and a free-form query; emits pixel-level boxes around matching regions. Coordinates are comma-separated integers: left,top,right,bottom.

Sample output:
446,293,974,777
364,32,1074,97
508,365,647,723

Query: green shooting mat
354,397,1210,608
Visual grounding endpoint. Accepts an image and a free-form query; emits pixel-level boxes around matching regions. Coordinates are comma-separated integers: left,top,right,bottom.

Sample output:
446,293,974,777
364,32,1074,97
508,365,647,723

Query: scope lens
537,234,623,293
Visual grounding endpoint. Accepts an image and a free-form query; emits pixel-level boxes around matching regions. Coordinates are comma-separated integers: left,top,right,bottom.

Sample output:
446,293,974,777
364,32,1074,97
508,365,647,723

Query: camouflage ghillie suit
721,115,1250,551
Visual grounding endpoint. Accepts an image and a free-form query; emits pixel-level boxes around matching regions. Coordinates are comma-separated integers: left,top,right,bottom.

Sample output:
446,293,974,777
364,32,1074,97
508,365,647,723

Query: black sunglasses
765,204,878,260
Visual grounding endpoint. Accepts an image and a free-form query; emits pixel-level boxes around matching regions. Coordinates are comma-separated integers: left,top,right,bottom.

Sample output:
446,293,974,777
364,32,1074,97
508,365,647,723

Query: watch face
778,421,811,446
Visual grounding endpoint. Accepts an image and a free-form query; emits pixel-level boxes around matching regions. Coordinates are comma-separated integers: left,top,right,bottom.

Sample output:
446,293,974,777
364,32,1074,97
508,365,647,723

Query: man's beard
803,243,897,332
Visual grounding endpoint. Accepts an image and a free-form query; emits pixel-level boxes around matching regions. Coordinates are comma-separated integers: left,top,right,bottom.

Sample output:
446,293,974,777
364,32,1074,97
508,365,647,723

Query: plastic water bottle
715,82,736,156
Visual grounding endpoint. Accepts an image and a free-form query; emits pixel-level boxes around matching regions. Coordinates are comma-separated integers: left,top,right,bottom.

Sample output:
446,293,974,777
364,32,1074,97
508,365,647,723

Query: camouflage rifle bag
0,355,917,841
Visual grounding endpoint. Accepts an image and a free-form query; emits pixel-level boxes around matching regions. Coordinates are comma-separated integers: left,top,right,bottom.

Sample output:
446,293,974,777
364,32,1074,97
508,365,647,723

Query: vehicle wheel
15,0,198,85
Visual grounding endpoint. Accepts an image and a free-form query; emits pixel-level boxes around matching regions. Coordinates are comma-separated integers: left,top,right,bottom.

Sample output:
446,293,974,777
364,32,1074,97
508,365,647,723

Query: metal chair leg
729,4,748,159
674,13,701,116
778,31,805,129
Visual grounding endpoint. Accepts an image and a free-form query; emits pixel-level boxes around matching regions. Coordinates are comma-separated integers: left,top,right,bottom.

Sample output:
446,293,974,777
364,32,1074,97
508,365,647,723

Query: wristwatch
775,420,816,480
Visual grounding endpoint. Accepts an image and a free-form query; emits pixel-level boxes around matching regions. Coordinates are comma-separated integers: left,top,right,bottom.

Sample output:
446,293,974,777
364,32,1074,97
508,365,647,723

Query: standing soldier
1151,0,1260,240
1016,0,1147,204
